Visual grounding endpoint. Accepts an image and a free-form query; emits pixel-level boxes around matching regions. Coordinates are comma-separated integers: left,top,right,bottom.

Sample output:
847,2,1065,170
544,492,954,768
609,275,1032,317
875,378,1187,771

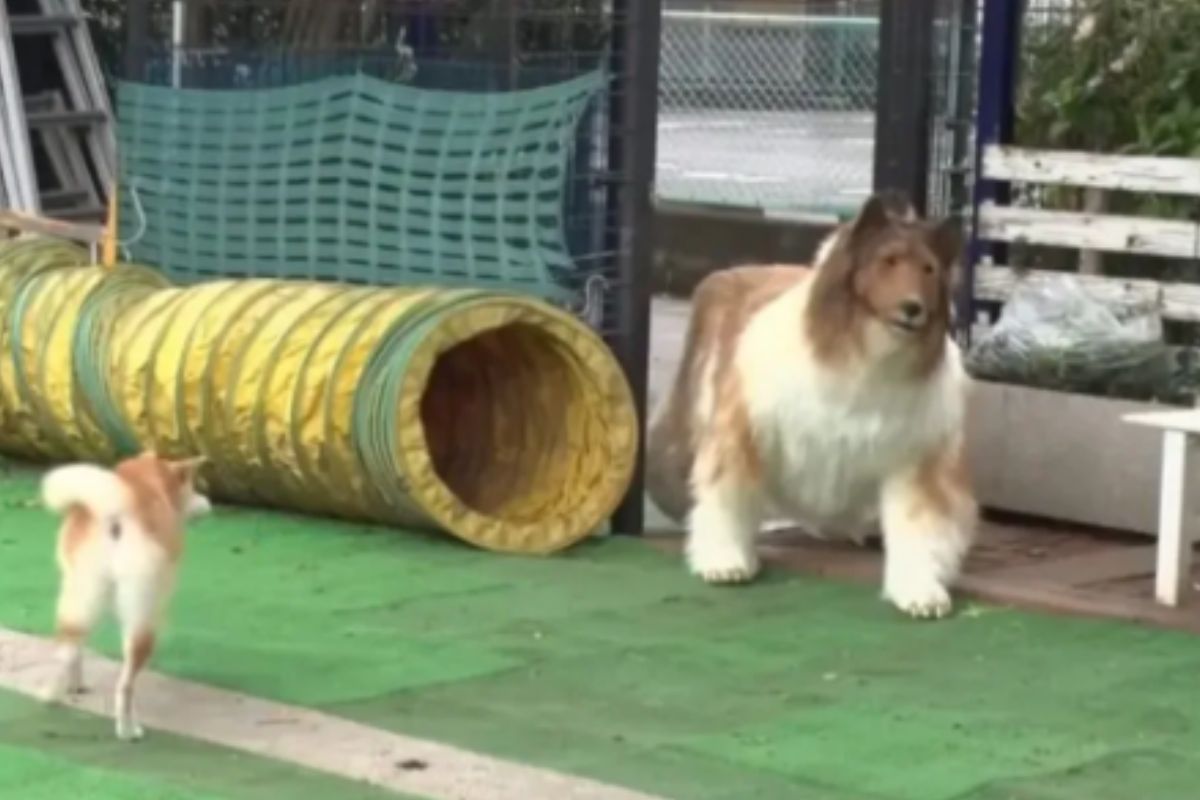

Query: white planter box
967,381,1182,536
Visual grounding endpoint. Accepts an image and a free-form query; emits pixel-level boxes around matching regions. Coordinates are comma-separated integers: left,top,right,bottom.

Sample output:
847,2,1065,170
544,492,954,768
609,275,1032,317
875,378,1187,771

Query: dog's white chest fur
736,284,964,532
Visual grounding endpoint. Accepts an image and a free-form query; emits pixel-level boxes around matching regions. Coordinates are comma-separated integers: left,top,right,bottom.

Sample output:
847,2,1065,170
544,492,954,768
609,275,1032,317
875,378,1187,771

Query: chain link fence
927,0,978,219
656,1,879,217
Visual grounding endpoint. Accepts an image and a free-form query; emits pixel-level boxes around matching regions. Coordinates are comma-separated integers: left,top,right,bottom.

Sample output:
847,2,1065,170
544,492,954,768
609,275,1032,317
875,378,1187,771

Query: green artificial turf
0,688,414,799
2,461,1199,800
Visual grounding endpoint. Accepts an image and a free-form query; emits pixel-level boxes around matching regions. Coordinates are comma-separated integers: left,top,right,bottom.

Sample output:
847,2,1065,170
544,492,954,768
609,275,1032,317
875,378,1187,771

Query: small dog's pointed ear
170,456,208,482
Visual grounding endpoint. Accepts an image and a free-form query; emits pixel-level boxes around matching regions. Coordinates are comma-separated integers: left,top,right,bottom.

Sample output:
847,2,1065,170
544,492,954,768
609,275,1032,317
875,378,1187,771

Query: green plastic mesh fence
115,71,606,302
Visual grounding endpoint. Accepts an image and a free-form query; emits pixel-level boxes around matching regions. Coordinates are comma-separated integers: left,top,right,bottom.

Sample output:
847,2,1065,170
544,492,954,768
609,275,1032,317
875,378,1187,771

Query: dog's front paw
884,574,953,620
688,543,761,585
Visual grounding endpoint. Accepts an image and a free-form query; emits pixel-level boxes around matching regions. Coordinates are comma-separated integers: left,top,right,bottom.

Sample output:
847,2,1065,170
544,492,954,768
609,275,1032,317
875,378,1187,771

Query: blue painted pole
964,0,1024,339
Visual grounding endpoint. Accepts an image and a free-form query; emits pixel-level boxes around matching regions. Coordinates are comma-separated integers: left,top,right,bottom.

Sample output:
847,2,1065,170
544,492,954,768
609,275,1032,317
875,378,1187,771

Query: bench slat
973,264,1200,322
1124,410,1200,435
978,203,1200,260
983,145,1200,195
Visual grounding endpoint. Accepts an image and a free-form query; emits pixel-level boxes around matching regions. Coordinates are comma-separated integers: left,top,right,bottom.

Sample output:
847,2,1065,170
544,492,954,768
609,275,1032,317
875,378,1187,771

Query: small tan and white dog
41,451,210,740
647,192,976,618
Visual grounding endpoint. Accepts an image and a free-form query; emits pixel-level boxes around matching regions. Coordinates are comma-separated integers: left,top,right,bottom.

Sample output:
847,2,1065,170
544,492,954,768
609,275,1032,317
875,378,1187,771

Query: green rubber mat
2,462,1199,800
0,689,414,800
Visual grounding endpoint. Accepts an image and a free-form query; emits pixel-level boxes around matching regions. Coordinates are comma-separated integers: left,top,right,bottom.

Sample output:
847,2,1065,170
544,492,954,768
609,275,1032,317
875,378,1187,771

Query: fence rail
656,6,879,215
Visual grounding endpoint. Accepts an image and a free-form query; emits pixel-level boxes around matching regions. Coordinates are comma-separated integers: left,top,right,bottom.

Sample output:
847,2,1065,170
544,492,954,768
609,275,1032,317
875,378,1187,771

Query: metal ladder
0,0,115,219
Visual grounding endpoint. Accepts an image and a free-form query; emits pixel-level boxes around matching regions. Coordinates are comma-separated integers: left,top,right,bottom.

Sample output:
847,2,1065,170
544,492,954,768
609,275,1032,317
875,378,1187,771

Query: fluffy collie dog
647,192,976,618
41,452,210,740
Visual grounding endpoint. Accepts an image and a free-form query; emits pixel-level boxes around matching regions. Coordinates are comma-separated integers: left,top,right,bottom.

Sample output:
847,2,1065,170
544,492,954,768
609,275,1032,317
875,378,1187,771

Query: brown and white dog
647,192,976,618
41,452,210,740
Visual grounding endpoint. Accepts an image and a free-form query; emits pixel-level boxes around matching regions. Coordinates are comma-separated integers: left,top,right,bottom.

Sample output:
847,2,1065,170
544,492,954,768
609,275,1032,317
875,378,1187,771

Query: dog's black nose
900,300,925,320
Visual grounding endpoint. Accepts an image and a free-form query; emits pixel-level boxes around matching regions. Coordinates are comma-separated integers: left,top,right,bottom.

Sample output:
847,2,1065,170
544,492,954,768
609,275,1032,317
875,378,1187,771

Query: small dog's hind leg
114,628,155,742
113,576,167,741
43,570,107,703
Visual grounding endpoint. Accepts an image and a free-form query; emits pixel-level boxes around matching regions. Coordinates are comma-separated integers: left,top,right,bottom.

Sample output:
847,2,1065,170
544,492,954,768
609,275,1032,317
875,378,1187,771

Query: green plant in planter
1016,0,1200,282
1020,0,1200,157
980,1,1200,401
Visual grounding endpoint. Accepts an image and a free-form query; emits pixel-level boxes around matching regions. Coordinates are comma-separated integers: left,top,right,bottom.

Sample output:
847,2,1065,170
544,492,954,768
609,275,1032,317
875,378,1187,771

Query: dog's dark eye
924,263,935,275
885,256,899,268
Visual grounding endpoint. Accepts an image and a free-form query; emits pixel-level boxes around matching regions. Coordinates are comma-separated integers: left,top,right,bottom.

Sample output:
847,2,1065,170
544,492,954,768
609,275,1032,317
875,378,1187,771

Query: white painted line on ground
658,120,753,131
0,627,664,800
762,209,841,225
676,171,792,185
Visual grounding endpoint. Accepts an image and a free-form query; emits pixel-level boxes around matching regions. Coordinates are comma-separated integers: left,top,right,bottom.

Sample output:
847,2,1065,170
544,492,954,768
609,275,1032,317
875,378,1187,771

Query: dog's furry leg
687,459,764,583
114,628,155,742
44,636,85,704
113,575,167,741
43,568,107,703
880,439,976,619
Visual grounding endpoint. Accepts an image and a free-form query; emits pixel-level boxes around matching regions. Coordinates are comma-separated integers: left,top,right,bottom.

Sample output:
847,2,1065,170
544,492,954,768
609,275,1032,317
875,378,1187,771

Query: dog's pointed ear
874,190,917,222
848,192,900,243
170,456,208,482
927,215,964,276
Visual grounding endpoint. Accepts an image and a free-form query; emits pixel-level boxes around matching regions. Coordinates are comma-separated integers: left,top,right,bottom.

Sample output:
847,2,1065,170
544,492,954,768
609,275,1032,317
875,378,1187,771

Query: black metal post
608,0,661,536
872,0,937,214
124,0,152,80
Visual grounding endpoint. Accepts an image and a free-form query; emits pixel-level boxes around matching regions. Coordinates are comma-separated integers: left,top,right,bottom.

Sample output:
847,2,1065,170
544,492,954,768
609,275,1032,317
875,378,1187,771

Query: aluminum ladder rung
9,14,78,35
41,187,91,206
1,0,116,218
54,203,106,220
26,108,107,127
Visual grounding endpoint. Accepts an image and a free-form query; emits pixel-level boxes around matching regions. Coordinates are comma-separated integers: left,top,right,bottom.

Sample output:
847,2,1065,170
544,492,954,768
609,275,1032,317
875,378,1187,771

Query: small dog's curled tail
42,464,129,520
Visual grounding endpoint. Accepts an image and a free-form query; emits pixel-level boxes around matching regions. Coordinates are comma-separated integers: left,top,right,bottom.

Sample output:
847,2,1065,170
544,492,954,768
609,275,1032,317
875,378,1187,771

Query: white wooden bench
975,144,1200,606
1123,411,1199,605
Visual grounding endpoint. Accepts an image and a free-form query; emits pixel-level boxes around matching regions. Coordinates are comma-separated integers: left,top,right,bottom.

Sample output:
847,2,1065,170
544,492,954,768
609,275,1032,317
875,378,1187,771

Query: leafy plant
82,0,125,89
1016,0,1200,280
1019,0,1200,157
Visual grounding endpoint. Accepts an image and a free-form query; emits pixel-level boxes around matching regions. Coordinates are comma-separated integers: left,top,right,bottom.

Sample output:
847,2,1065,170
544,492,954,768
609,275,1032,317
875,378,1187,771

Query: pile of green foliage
82,0,123,88
990,0,1200,401
1019,0,1200,158
1015,0,1200,282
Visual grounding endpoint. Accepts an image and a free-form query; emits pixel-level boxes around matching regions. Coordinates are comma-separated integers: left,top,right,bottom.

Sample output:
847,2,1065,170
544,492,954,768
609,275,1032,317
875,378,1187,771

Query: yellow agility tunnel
0,237,638,554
